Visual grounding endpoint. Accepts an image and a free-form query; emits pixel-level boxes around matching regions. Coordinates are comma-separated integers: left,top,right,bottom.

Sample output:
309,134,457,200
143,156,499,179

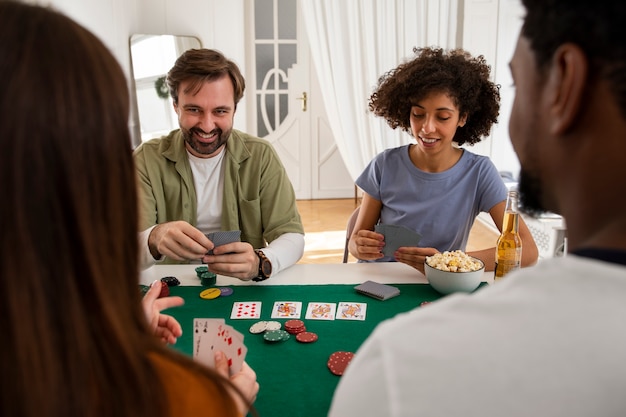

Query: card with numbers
230,301,262,319
305,302,337,320
336,302,367,320
193,318,247,375
271,301,302,318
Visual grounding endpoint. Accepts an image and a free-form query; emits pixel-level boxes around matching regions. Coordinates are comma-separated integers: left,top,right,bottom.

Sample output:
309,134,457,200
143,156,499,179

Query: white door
246,0,354,200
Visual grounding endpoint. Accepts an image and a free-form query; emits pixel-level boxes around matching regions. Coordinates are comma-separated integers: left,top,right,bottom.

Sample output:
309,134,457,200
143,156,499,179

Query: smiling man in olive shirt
134,48,304,281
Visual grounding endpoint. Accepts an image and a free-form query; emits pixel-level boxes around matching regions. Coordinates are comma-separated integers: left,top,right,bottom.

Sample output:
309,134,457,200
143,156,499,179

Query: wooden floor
296,199,499,264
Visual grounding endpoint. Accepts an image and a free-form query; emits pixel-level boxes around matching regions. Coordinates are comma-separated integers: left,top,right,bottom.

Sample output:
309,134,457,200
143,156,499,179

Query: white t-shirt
329,255,626,417
188,150,225,234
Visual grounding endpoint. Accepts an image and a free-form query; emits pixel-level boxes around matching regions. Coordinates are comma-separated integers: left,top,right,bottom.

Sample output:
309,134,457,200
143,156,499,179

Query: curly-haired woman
349,47,538,273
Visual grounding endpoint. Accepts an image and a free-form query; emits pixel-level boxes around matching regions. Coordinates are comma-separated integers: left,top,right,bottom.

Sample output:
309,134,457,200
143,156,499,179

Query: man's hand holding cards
205,230,241,255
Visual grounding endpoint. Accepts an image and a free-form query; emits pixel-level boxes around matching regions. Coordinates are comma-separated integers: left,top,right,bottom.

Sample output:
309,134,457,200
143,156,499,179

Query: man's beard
518,168,548,217
182,126,230,156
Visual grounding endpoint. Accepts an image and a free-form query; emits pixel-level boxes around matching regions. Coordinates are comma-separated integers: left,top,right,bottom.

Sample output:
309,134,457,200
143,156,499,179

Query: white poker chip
249,321,268,334
265,321,282,331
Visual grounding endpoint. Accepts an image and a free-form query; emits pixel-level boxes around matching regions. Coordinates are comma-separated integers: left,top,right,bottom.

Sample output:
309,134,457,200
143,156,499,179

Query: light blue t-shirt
356,145,507,261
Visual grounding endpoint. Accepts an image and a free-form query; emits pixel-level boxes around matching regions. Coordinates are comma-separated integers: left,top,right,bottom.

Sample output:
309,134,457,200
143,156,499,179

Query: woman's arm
348,193,385,260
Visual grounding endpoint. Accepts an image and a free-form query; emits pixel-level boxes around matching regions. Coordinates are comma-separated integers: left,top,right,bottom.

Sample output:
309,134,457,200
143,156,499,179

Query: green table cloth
166,283,450,417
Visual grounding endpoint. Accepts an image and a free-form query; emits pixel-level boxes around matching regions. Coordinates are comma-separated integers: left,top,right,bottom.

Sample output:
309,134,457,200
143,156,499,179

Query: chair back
342,206,361,263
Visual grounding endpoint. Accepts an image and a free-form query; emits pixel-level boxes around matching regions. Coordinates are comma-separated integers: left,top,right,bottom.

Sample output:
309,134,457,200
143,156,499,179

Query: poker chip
199,271,217,286
160,276,180,287
199,288,221,300
263,329,290,343
218,286,234,296
158,281,170,298
295,331,318,343
265,321,282,331
327,351,355,376
195,265,209,278
138,285,150,296
284,319,306,334
249,321,269,334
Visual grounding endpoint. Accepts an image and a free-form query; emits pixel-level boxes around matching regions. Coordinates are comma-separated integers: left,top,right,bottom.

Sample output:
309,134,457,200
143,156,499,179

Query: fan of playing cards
193,318,247,375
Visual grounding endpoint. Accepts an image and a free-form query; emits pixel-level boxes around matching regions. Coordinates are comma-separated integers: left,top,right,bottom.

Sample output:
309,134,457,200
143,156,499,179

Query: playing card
354,280,401,301
305,302,337,320
375,224,422,257
213,322,247,375
206,230,241,254
193,318,247,375
230,301,262,319
193,318,224,362
271,301,302,318
336,302,367,320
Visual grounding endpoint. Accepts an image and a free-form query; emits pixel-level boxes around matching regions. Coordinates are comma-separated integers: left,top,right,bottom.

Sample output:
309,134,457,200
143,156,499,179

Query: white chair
342,206,360,263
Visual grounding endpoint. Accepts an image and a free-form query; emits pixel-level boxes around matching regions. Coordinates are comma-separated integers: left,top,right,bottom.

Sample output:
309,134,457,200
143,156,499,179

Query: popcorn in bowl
426,250,483,273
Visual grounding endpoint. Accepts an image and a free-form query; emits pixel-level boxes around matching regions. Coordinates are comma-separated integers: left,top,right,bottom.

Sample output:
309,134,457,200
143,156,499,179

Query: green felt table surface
165,283,447,417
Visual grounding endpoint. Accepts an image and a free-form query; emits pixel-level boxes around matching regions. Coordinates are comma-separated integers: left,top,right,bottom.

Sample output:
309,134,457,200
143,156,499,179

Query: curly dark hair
369,47,500,146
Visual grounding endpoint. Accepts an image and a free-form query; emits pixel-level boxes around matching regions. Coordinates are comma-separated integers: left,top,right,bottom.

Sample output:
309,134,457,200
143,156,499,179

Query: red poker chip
284,319,305,330
296,331,318,343
284,319,306,334
158,281,170,298
327,351,354,376
286,326,306,335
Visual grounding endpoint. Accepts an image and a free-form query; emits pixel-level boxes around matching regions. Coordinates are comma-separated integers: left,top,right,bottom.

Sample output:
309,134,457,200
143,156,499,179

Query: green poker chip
199,271,217,286
195,265,209,278
263,329,290,343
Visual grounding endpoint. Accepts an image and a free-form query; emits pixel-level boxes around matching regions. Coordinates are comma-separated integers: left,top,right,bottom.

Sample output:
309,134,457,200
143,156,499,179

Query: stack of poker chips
327,351,355,376
284,319,306,335
195,265,217,286
284,320,319,343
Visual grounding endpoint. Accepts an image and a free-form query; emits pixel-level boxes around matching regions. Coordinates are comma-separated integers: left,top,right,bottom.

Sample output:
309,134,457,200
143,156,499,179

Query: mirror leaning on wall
130,34,201,145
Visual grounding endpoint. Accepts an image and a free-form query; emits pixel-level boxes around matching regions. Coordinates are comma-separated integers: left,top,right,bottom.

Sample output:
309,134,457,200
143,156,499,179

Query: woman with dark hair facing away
0,2,258,417
349,47,538,272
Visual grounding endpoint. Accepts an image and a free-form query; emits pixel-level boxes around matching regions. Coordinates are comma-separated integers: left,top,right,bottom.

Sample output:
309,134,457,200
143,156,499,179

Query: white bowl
424,258,485,295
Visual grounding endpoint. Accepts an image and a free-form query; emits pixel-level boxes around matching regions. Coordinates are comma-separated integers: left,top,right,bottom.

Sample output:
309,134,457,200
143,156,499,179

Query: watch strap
252,249,272,281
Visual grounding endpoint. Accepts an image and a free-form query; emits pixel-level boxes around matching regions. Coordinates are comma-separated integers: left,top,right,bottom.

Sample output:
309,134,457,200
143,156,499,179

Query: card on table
375,224,422,257
230,301,262,319
305,302,337,320
336,302,367,320
355,280,401,301
271,301,302,319
205,230,241,254
193,318,247,375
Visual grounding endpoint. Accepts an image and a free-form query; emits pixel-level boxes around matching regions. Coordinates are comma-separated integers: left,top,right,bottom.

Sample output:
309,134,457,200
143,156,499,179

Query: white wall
461,0,524,178
36,0,522,176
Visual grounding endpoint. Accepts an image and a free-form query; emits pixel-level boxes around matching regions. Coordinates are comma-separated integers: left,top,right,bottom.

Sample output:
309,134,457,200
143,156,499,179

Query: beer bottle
495,190,522,279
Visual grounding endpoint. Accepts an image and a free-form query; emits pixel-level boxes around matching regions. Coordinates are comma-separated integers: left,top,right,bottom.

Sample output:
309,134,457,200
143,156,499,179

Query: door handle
296,92,307,112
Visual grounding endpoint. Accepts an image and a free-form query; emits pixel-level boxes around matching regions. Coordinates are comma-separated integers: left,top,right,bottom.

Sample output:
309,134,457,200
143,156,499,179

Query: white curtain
301,0,458,180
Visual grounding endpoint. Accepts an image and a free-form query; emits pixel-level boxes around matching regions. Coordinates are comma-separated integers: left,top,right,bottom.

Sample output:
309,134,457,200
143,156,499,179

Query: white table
140,262,495,286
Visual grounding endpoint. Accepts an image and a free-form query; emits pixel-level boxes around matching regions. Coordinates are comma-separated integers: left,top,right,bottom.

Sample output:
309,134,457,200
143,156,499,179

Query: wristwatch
253,249,272,281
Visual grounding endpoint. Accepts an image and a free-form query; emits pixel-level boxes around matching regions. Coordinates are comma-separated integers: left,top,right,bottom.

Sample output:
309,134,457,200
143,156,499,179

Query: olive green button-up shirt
133,129,303,263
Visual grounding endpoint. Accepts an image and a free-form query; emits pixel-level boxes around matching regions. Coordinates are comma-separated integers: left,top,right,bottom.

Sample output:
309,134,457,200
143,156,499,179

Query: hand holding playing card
214,352,259,417
202,236,260,281
149,220,214,262
375,224,422,257
194,319,248,375
205,230,241,255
